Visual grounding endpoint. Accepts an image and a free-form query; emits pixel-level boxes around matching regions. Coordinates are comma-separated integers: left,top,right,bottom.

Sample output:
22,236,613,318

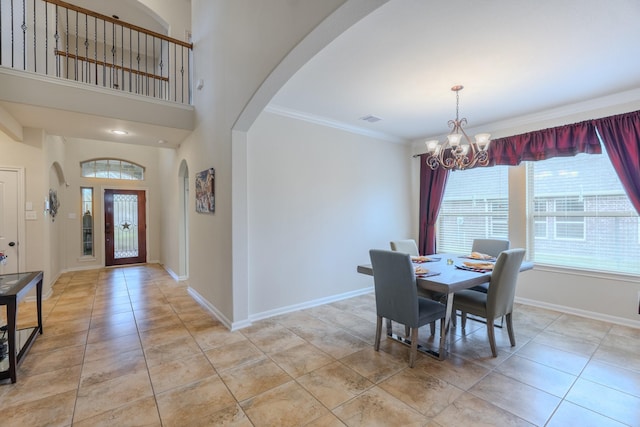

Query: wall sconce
46,189,60,221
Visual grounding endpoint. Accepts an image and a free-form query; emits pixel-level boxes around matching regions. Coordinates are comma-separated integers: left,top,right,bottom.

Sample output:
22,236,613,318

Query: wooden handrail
55,50,170,82
42,0,193,49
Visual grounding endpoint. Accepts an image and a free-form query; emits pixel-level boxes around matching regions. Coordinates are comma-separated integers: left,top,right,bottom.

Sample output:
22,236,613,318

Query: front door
104,189,147,266
0,170,19,273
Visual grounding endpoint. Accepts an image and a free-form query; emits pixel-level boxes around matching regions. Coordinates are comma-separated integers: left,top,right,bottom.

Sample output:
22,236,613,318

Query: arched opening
48,161,67,278
178,159,189,279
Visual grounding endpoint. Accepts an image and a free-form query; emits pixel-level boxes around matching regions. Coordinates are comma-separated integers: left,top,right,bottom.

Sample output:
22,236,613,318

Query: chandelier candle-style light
424,85,491,170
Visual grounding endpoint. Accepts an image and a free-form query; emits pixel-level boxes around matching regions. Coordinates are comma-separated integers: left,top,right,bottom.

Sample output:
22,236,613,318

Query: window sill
532,262,640,283
77,256,97,263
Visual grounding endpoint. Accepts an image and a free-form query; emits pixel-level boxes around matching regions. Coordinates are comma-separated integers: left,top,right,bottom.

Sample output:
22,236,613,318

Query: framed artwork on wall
195,168,215,214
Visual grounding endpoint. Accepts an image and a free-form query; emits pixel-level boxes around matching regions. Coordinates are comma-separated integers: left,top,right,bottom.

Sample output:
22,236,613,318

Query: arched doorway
178,160,189,279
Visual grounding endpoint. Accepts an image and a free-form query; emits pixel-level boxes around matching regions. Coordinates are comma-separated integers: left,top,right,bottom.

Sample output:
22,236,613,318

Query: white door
0,170,19,274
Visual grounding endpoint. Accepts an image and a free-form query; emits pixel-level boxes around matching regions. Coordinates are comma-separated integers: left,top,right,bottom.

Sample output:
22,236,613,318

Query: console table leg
7,301,17,383
36,278,43,334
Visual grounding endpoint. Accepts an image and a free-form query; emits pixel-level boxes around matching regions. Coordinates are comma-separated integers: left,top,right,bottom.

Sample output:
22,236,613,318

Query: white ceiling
269,0,640,143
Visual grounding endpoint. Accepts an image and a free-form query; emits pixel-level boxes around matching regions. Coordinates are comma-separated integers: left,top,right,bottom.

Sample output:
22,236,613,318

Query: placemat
455,265,492,273
416,271,441,278
459,255,496,262
412,257,441,263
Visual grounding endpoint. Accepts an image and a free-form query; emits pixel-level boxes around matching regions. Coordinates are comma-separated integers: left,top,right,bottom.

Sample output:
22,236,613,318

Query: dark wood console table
0,271,43,383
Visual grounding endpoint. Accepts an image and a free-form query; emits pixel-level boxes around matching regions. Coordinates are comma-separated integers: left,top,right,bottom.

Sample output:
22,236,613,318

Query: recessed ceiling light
157,139,167,144
111,129,128,135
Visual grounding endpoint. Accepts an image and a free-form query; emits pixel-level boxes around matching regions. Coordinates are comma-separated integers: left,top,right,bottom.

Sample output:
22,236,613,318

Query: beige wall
44,134,67,286
157,147,181,279
246,111,412,317
138,0,191,40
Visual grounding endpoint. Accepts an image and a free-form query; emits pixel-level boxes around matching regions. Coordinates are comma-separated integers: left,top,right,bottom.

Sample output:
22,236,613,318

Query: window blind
437,166,509,254
526,150,639,274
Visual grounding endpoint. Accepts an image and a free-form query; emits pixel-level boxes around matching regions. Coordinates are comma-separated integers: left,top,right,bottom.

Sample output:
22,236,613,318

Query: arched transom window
81,159,144,180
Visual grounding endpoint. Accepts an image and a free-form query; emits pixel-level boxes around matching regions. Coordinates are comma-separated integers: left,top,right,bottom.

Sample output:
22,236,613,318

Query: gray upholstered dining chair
471,238,510,257
469,239,510,293
389,239,420,256
390,239,439,320
369,249,446,367
453,248,525,357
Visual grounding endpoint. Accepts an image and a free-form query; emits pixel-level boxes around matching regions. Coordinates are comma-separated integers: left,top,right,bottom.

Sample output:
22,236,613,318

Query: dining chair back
453,248,525,357
390,239,441,314
369,249,446,367
471,239,510,257
389,239,420,256
469,239,511,294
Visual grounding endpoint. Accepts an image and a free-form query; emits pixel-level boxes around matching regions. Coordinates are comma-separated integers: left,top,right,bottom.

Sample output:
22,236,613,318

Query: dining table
357,253,533,360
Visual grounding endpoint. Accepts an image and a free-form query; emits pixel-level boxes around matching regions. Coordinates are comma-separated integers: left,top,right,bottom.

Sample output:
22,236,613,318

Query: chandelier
424,85,491,170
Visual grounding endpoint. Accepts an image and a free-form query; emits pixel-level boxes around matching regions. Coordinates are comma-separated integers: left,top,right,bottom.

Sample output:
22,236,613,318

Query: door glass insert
113,193,139,259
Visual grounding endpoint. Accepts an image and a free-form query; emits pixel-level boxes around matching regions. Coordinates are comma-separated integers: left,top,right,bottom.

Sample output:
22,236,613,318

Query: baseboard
188,285,375,332
515,296,640,329
161,264,188,282
187,287,241,330
163,265,179,281
64,264,104,272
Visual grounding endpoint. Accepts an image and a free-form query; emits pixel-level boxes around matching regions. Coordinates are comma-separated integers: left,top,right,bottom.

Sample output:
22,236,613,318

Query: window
553,197,585,240
527,150,639,274
533,200,549,238
81,159,144,180
81,187,94,256
437,166,509,253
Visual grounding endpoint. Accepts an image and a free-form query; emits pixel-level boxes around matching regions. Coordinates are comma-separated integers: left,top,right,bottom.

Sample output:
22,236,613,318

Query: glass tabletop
0,272,41,296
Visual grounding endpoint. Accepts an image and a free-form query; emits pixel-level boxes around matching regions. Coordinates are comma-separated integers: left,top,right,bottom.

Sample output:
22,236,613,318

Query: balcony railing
0,0,193,104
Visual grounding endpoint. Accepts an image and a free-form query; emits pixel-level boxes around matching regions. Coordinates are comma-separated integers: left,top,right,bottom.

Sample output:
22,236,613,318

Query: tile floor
1,264,639,426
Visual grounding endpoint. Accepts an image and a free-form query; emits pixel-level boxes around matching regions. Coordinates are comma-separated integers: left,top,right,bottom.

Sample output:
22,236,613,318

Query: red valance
488,120,602,165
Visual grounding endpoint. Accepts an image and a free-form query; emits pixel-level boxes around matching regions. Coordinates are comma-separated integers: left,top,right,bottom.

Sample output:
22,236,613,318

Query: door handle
8,242,15,247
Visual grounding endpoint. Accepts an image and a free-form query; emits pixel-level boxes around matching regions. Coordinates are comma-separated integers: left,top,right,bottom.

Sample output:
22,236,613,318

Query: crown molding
486,88,640,136
265,104,406,144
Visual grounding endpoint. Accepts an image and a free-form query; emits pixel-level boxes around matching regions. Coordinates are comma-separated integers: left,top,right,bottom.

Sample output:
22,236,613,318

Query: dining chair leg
461,312,467,329
405,325,410,338
506,312,516,347
430,321,436,335
374,316,382,351
386,318,392,336
486,318,497,357
409,327,418,368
